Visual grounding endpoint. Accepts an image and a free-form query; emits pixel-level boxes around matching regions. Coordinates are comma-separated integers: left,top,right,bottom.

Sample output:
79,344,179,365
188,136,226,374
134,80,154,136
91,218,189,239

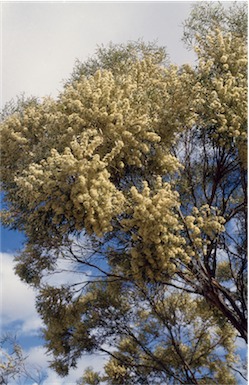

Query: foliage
70,38,168,81
0,334,47,385
0,2,247,384
182,1,247,47
0,335,25,385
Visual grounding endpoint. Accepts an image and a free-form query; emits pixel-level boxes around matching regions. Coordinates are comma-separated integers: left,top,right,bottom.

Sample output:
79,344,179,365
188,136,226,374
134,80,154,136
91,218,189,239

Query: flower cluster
15,131,125,237
60,59,170,170
185,205,225,256
194,28,247,166
1,55,196,244
122,178,189,281
104,359,128,384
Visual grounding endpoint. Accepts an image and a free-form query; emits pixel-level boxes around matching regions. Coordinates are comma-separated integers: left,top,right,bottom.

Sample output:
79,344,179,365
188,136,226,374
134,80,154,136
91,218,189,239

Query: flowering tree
0,335,46,385
0,335,24,385
1,3,247,384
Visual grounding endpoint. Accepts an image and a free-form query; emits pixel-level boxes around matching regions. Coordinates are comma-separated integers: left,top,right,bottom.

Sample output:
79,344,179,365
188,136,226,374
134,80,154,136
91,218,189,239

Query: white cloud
41,256,91,289
43,354,106,385
1,252,41,333
26,345,49,369
1,252,107,383
1,251,89,333
21,315,43,336
24,345,106,385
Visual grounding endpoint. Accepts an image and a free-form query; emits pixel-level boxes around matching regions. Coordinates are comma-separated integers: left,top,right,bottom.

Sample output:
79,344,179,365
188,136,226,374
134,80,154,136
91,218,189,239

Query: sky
0,1,246,384
1,1,196,107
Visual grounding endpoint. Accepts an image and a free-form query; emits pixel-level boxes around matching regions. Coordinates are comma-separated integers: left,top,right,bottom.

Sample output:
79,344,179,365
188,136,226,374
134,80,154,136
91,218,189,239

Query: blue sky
1,1,246,384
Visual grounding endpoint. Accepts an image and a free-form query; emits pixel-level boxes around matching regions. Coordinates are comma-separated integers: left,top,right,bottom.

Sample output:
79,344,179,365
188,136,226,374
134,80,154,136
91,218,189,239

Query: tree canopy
0,2,247,384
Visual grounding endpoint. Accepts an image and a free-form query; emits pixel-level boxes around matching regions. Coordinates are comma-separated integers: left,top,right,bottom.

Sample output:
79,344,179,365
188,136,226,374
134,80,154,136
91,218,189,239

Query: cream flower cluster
151,64,199,152
185,205,225,256
15,130,125,237
1,56,195,243
60,59,170,170
0,98,68,186
105,359,127,383
194,28,247,166
216,260,232,282
122,178,189,281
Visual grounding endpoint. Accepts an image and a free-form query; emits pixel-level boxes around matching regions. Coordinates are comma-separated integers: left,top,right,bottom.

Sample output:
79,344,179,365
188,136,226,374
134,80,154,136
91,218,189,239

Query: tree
0,334,47,385
0,2,247,384
0,335,25,385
